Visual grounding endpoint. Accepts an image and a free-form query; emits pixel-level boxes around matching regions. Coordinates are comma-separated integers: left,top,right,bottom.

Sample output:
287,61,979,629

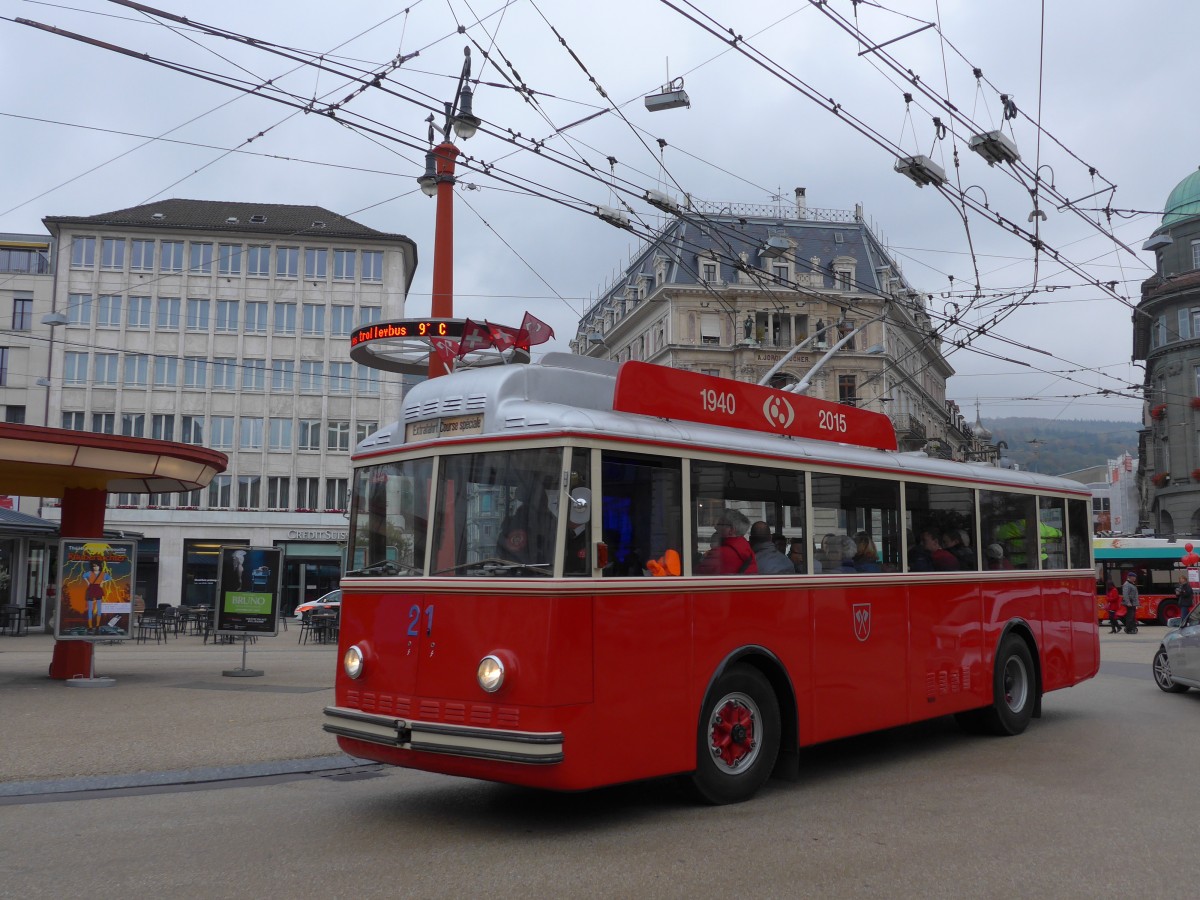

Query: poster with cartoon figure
55,539,137,640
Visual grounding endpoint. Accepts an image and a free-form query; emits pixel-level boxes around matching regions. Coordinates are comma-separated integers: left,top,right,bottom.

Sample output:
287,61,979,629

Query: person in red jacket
696,509,758,575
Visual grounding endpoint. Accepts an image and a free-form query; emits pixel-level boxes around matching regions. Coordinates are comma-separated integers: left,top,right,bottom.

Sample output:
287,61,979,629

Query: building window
300,361,323,393
356,421,378,443
357,366,380,395
296,477,319,510
218,243,242,275
235,422,261,453
773,264,788,283
189,242,214,273
121,413,145,437
156,297,181,329
271,359,294,391
329,361,352,393
303,303,325,335
92,412,115,434
211,416,234,449
267,477,290,509
237,475,261,509
5,405,26,424
12,297,32,331
94,353,119,385
212,358,237,390
275,246,299,279
208,474,231,508
359,306,382,326
333,249,356,281
834,268,852,290
298,419,321,451
361,250,383,282
130,239,154,272
702,262,717,282
185,298,210,331
700,314,721,346
331,306,354,336
1192,240,1200,272
96,295,122,328
327,420,351,452
160,241,184,272
246,245,270,277
177,488,201,507
1153,314,1167,349
124,354,149,386
305,248,327,280
101,238,125,270
181,415,204,445
838,374,857,405
183,357,207,389
152,414,174,441
62,411,85,430
127,296,151,329
1179,308,1191,342
70,236,96,269
242,358,265,391
273,302,296,335
67,293,92,326
64,352,88,385
268,417,293,450
245,301,268,333
0,348,6,387
325,478,349,511
215,300,239,333
153,356,178,386
0,247,50,274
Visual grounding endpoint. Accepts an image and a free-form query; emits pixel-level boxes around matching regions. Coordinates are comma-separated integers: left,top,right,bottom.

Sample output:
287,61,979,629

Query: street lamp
418,47,480,378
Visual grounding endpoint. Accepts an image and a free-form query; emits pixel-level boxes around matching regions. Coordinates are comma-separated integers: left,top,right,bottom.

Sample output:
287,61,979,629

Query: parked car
295,589,341,620
1152,608,1200,692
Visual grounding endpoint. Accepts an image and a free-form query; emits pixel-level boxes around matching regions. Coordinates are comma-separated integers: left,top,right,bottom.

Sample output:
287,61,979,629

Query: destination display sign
612,361,898,451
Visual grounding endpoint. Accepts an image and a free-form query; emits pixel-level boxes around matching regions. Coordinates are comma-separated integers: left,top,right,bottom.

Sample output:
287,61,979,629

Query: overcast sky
3,0,1193,426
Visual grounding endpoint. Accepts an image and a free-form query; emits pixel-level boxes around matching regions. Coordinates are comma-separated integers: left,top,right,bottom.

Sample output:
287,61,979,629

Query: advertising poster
215,546,282,636
55,538,137,641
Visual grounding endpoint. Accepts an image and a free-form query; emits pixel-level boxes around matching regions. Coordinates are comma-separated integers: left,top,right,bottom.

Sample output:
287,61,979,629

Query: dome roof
1162,166,1200,228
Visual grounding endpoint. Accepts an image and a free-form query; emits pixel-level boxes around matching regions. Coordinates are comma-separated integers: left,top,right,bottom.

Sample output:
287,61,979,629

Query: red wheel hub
711,699,756,768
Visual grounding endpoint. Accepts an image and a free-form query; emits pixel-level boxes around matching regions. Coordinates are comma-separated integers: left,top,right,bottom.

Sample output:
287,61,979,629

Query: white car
1152,606,1200,692
295,589,341,620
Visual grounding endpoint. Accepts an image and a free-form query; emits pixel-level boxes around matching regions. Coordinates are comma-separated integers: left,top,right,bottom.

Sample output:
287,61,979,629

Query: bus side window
562,448,591,576
600,451,682,577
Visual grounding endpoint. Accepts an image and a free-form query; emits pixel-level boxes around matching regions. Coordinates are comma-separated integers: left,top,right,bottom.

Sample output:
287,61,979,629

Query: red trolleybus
324,355,1098,804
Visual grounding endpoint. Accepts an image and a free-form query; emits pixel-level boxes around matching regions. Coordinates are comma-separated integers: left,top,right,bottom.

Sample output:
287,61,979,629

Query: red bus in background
1094,537,1200,624
324,356,1098,804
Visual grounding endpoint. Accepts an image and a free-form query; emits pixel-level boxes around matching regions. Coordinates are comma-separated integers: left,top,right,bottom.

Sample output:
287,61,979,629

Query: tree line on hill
984,418,1139,476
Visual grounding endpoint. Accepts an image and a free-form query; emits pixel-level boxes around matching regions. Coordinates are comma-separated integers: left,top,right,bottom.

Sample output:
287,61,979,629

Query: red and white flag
431,337,460,371
457,319,495,358
486,321,521,352
517,311,554,348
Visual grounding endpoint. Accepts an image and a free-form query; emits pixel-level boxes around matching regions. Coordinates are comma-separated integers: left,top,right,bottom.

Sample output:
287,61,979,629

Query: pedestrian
1104,582,1122,633
1121,571,1140,634
1175,572,1194,624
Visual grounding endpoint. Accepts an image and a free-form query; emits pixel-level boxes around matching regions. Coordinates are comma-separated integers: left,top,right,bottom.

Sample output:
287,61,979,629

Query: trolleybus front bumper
323,706,564,765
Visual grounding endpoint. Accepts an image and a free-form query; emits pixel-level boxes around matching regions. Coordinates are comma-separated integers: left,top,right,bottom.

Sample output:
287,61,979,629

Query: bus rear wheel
958,634,1035,736
1157,602,1181,626
687,664,780,805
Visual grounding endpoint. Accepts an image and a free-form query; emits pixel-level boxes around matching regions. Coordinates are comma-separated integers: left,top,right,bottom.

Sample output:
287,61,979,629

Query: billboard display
55,539,137,641
214,546,282,636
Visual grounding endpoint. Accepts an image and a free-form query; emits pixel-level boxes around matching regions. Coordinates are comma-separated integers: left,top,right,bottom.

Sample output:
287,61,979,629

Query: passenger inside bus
749,521,795,574
852,532,882,572
695,510,758,574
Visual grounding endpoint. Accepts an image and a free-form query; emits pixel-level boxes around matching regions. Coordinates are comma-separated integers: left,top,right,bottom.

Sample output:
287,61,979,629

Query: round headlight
477,655,505,693
343,645,365,680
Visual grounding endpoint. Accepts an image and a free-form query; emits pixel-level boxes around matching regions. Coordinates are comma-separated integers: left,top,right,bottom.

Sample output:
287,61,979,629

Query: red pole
428,141,459,379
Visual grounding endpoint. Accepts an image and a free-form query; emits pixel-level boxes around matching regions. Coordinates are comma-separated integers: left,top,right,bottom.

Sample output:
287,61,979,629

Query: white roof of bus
358,354,1087,496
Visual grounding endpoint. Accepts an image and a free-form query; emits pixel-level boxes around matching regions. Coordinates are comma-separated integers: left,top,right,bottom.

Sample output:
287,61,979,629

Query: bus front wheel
687,664,780,805
982,634,1035,735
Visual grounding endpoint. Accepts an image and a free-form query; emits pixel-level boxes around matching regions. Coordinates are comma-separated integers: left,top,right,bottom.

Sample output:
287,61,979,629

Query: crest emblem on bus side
762,395,795,430
852,603,871,642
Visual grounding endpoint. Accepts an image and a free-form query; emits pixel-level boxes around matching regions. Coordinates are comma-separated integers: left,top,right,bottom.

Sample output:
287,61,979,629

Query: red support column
48,486,108,679
427,141,460,379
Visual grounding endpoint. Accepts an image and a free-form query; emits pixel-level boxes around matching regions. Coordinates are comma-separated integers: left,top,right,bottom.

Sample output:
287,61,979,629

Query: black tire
1153,647,1190,693
687,664,780,805
977,634,1036,736
1158,602,1182,627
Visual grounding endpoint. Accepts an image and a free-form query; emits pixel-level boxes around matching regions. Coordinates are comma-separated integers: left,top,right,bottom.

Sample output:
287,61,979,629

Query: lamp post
417,47,481,378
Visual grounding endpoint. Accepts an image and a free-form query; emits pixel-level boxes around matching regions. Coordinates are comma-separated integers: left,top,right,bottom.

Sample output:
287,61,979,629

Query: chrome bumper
323,706,564,765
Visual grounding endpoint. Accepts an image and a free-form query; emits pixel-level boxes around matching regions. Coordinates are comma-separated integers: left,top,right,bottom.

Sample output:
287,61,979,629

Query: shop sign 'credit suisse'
612,361,898,451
